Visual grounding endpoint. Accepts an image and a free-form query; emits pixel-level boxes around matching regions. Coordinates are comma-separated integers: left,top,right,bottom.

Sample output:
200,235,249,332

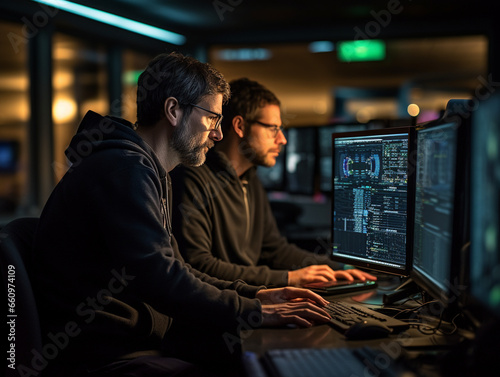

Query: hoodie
171,149,342,287
32,111,262,372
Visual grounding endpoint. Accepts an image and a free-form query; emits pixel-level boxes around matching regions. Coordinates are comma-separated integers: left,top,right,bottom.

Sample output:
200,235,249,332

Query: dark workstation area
1,1,499,376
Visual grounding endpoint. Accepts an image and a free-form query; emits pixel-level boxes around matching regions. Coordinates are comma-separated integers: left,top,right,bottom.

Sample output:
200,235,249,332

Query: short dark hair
136,52,230,126
221,78,280,132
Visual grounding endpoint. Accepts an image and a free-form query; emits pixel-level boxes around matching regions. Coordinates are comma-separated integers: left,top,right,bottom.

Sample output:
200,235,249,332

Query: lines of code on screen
332,133,409,268
412,124,457,291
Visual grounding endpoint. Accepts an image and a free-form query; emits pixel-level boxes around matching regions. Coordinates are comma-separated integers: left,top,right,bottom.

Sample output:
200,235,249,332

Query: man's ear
164,97,182,127
233,115,246,138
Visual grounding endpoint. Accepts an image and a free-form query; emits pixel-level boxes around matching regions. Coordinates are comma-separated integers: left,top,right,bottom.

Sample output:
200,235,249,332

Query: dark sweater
171,149,341,287
32,111,263,371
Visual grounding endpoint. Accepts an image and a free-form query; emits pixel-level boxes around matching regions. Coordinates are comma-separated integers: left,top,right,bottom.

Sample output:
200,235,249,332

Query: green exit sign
337,40,386,62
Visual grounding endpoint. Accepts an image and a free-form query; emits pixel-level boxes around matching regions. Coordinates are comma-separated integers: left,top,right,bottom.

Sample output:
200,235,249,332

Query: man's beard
240,134,280,168
171,120,213,167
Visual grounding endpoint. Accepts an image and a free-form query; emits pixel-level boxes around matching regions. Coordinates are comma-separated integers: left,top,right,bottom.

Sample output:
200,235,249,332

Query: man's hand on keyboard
335,268,378,282
288,265,377,286
256,287,332,328
256,286,330,305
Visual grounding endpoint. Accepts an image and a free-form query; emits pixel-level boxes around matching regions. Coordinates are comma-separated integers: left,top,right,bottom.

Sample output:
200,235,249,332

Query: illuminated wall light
308,41,335,53
53,46,77,60
313,101,328,115
356,107,375,123
0,75,29,91
31,0,186,45
53,98,77,123
81,99,107,118
407,103,420,117
0,97,30,123
217,48,271,61
123,70,142,86
53,71,74,90
337,40,386,62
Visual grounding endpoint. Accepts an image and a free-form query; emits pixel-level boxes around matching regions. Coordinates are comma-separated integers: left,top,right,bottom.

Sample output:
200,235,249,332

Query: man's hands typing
256,287,331,328
288,265,377,287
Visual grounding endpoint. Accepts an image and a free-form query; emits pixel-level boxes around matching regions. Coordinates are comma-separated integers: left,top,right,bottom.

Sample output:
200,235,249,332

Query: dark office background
0,0,497,229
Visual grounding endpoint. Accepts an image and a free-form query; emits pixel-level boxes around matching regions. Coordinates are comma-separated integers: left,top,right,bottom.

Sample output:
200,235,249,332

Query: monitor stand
351,276,419,306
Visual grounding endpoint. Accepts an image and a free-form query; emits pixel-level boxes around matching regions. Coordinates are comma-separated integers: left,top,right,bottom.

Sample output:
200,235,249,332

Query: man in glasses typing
172,78,375,288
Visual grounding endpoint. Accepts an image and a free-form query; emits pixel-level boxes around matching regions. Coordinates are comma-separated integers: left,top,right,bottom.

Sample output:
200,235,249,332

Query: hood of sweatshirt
65,110,166,183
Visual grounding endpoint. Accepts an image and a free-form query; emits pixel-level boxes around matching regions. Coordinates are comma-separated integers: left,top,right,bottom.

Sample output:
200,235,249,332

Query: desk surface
241,288,471,376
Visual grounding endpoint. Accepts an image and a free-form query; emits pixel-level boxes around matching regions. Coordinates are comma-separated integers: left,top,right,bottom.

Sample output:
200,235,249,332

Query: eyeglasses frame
188,103,223,131
249,119,283,138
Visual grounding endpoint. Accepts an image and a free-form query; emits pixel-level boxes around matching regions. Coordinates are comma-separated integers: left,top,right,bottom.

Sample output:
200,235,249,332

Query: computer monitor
285,126,316,195
467,93,500,319
410,100,471,307
330,127,415,276
449,95,500,377
0,140,19,173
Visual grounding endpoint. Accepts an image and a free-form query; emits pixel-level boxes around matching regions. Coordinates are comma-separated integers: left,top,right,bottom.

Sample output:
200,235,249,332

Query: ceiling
66,0,492,45
55,0,495,124
2,0,494,126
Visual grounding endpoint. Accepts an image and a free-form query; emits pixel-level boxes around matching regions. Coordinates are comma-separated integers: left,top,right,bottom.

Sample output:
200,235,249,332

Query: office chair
1,217,41,376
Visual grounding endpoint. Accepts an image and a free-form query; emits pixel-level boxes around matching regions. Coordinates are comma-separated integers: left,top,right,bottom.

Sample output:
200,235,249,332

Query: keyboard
324,301,409,332
303,279,378,295
243,346,413,377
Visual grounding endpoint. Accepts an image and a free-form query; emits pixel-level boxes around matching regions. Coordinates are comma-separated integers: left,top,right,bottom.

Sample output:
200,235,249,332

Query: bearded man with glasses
32,55,337,377
172,78,376,288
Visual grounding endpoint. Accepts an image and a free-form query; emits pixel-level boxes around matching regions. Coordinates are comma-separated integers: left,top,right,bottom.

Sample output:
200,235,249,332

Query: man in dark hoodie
171,78,376,287
32,52,332,377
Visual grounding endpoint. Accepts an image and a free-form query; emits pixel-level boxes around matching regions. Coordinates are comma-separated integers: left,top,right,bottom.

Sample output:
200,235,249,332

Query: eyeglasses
188,103,223,131
250,120,283,138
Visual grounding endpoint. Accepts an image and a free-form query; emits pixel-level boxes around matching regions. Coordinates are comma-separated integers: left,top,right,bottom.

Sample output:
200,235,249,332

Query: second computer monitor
331,127,415,276
411,99,471,307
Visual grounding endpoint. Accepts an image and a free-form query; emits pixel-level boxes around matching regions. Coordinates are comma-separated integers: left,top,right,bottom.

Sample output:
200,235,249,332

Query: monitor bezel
330,126,416,276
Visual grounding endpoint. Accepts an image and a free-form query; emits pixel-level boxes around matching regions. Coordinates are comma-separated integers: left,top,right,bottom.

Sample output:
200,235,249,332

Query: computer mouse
344,320,393,340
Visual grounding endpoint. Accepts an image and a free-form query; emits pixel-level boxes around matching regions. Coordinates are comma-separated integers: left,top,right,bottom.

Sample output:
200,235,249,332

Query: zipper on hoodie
161,176,172,243
241,179,251,243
